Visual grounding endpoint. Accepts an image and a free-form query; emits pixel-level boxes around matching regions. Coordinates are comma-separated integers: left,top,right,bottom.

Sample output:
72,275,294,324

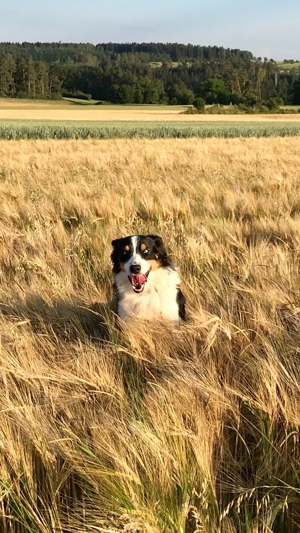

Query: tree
193,97,205,112
256,66,266,101
15,58,28,94
110,84,135,103
140,78,164,104
0,56,16,96
49,77,62,94
201,78,228,104
35,61,48,95
292,78,300,105
26,57,36,94
170,82,194,105
134,84,143,103
266,96,284,110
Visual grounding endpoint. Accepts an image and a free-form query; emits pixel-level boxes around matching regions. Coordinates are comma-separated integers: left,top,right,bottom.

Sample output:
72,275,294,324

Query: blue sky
1,0,299,60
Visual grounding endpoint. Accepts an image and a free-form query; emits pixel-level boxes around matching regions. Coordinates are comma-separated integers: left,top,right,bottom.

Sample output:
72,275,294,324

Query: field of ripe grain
1,137,300,533
0,98,300,122
2,107,300,121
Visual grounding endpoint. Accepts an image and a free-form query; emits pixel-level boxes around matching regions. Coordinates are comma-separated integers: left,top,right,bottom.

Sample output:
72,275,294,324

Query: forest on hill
0,42,300,105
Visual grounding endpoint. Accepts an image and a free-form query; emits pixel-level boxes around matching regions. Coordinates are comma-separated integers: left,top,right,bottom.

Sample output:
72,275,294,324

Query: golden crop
0,137,300,532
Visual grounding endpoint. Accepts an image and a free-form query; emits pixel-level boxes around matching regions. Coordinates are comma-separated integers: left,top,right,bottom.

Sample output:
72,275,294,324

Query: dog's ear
147,234,174,268
111,239,121,272
111,238,121,248
147,234,164,248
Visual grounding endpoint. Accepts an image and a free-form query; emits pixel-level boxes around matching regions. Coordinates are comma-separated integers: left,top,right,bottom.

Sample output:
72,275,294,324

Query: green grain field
1,119,300,139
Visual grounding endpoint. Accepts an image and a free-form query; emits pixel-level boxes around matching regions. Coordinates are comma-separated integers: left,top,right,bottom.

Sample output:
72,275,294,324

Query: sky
0,0,299,60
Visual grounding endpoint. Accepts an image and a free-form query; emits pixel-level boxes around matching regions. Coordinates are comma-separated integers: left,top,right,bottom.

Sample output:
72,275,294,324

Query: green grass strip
1,120,300,139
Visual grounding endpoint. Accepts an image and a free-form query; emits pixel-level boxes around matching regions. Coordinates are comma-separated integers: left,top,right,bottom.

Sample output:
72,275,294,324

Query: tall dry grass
0,138,300,532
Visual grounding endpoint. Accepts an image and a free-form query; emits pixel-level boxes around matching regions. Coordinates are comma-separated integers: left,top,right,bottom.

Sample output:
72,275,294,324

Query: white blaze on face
124,236,150,277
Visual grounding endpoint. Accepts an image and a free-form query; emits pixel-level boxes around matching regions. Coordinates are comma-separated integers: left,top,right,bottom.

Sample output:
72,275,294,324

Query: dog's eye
142,249,150,256
122,250,130,257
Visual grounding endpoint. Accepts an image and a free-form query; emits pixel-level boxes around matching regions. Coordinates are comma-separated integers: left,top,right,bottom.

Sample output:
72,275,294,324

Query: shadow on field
0,294,113,343
64,98,99,106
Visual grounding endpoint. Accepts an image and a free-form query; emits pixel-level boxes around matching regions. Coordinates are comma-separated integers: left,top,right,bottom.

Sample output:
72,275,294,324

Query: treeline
0,42,255,64
0,42,300,105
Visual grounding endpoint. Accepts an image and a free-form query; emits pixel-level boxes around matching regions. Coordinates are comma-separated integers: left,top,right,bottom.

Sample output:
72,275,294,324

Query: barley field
0,137,300,533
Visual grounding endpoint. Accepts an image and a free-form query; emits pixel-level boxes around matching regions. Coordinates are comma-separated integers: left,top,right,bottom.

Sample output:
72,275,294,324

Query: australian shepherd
111,234,186,324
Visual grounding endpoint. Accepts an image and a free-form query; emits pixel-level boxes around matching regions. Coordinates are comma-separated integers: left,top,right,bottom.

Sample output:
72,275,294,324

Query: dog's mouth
128,269,151,293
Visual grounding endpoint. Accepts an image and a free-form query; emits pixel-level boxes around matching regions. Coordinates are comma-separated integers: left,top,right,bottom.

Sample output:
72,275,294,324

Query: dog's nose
130,264,141,274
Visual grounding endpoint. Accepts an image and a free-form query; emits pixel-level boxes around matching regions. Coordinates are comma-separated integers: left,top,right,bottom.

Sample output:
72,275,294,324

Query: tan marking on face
140,243,147,251
147,258,161,271
119,262,126,272
124,245,130,251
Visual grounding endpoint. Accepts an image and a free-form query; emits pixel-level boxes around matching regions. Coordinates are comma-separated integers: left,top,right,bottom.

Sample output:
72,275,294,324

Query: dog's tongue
130,274,148,287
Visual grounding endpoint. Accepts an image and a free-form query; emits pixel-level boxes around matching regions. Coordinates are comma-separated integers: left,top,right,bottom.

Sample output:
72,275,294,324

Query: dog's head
111,234,173,293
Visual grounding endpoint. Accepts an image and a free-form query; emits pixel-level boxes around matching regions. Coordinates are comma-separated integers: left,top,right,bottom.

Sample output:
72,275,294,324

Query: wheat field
0,98,300,121
0,137,300,533
1,108,300,121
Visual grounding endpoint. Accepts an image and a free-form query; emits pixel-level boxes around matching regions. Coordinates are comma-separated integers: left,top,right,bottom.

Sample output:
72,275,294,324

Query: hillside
0,42,299,105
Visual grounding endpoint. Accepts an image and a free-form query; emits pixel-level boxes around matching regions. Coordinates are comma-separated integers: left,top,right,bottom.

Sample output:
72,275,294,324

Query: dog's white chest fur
115,267,181,324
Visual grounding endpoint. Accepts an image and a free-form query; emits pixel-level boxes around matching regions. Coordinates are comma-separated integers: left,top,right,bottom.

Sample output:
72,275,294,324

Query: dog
111,234,185,324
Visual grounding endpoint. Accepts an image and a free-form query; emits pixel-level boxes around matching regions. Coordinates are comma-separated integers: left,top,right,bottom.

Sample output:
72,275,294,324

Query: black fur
111,234,175,272
146,234,175,268
111,236,132,273
176,288,186,321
